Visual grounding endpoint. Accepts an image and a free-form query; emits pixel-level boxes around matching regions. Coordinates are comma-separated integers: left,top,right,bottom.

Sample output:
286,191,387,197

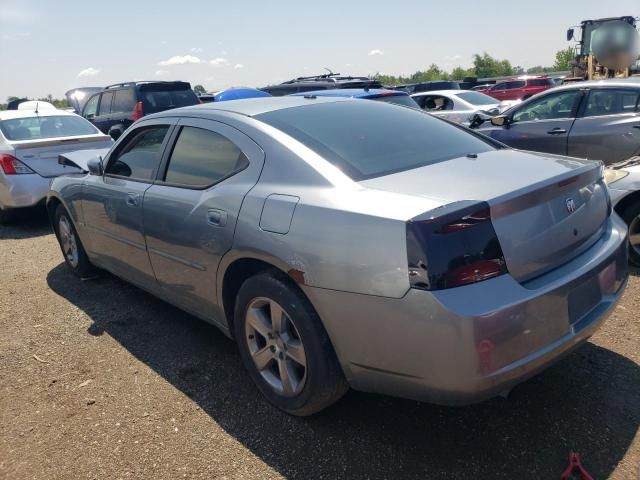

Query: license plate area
568,277,601,324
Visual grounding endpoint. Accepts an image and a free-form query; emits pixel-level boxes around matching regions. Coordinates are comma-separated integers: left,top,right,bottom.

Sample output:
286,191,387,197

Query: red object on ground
560,452,594,480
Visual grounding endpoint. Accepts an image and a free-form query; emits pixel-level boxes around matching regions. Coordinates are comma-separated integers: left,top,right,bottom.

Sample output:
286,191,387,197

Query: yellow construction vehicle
564,16,640,83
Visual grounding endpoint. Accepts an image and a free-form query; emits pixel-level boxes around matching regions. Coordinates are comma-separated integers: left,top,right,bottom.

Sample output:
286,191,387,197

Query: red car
478,76,555,101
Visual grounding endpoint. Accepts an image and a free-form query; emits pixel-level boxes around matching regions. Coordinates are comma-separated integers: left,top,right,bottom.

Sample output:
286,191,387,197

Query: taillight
406,201,507,290
132,101,144,121
0,154,35,175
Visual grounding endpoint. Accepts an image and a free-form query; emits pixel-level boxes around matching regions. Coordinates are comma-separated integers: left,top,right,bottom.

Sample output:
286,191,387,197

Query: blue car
289,88,418,108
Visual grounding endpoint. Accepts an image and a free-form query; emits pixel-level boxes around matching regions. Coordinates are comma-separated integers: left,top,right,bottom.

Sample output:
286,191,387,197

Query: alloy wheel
245,297,307,397
58,216,79,268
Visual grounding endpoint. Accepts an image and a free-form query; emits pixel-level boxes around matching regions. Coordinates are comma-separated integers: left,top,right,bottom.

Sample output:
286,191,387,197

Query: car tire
0,207,17,225
621,202,640,267
234,271,348,416
54,204,96,278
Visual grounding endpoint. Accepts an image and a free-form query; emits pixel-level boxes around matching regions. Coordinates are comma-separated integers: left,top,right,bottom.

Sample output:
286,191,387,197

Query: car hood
58,147,110,172
359,148,598,204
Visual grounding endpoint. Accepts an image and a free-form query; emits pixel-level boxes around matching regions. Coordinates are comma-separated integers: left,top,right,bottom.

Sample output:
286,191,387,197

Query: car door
487,89,584,155
142,118,265,322
82,119,174,287
93,91,114,134
568,87,640,164
505,80,526,100
81,93,100,127
488,82,508,101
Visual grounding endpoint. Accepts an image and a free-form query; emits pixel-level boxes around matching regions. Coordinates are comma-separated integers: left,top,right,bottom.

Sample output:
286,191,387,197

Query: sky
0,0,638,101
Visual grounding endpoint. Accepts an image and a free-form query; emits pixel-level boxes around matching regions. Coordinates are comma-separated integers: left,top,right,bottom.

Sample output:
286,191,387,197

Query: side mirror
566,28,574,41
491,115,509,127
87,157,104,176
109,128,122,141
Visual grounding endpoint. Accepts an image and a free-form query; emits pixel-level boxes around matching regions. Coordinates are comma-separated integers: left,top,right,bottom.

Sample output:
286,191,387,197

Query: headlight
604,168,629,185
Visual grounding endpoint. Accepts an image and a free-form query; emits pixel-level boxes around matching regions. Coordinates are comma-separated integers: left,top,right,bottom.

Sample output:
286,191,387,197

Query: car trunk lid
360,149,609,282
11,135,112,177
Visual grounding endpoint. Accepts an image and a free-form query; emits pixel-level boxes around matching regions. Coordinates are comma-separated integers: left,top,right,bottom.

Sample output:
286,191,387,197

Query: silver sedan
0,109,112,223
48,97,628,415
411,89,517,124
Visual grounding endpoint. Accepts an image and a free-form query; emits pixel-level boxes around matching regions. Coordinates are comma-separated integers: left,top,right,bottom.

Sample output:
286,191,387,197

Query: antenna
35,102,39,114
323,68,334,76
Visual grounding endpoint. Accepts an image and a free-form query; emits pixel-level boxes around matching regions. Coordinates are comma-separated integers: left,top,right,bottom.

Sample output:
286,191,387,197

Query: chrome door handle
547,128,567,135
126,193,139,206
207,208,227,227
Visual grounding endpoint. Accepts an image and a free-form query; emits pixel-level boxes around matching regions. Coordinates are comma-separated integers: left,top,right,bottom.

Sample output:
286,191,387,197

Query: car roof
411,89,468,97
551,77,640,91
155,95,351,118
289,88,407,98
0,109,78,121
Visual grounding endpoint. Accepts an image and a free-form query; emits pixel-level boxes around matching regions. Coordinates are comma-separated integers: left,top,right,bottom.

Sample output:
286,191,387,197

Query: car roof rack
105,80,186,89
279,73,376,85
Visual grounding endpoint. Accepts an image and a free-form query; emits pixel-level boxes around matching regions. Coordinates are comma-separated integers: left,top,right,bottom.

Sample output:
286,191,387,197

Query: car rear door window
492,83,508,91
506,81,526,90
111,89,136,114
98,92,114,116
583,89,640,117
141,89,198,113
163,126,248,187
512,90,582,122
105,125,170,181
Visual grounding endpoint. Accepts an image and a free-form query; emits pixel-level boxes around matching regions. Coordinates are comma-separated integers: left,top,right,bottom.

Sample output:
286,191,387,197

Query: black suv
69,81,199,139
260,73,382,96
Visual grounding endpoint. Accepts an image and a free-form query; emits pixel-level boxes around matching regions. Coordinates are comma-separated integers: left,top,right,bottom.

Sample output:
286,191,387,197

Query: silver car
411,90,517,125
47,97,628,415
478,78,640,165
0,109,112,223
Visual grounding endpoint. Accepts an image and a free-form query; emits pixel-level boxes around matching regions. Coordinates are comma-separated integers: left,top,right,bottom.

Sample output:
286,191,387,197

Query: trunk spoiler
58,148,110,173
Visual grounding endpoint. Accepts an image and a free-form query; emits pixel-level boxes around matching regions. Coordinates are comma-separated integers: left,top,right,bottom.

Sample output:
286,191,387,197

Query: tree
553,48,574,71
472,53,515,78
193,84,206,95
450,66,468,80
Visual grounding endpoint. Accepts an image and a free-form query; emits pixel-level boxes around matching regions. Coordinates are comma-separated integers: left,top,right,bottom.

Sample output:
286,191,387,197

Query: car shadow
46,263,640,479
0,206,51,239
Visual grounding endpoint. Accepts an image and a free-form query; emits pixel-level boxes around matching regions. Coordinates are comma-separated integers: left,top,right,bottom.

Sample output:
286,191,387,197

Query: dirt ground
0,208,639,480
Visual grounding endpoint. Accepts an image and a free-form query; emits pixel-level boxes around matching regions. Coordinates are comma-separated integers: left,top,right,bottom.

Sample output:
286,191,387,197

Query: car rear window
256,101,496,180
142,88,199,113
0,115,99,141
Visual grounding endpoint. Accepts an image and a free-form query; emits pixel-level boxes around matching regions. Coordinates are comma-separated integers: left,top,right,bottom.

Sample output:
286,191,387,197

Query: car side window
506,81,525,90
492,83,507,91
105,125,170,181
512,91,581,123
111,89,136,114
83,94,99,118
583,89,640,117
98,92,114,116
163,126,249,187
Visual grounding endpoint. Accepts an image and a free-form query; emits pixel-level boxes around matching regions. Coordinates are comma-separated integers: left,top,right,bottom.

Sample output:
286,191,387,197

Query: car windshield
372,95,419,108
256,101,496,180
456,91,498,106
0,115,99,141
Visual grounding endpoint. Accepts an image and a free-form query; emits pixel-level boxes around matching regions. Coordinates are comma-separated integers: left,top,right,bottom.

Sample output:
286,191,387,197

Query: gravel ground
0,208,639,480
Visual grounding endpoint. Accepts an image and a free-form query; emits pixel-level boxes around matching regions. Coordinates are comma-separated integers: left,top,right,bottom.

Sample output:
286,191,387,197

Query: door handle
547,128,567,135
126,193,139,207
207,208,227,227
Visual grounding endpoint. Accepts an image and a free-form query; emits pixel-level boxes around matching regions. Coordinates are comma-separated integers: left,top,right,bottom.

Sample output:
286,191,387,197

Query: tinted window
372,95,418,108
528,79,554,87
506,81,526,89
256,101,496,180
512,91,581,122
83,94,99,118
98,92,113,115
583,89,640,117
164,127,248,187
0,115,99,141
492,83,508,91
141,89,198,113
111,89,136,114
106,126,169,181
456,91,497,106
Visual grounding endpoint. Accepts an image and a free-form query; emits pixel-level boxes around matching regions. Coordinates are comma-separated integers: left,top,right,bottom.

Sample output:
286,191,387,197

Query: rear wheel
621,202,640,267
54,205,96,278
234,272,348,416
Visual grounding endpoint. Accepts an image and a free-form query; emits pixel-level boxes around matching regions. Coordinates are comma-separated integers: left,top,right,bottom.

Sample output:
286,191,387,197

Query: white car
411,90,518,125
605,157,640,266
0,109,112,223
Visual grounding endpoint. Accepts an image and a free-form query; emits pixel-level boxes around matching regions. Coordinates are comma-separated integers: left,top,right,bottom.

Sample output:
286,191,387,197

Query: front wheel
622,202,640,267
234,272,348,416
54,205,96,278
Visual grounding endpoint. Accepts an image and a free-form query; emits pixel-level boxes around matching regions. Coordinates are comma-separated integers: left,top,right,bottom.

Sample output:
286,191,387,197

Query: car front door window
105,126,170,181
98,92,114,116
512,91,581,123
83,94,99,119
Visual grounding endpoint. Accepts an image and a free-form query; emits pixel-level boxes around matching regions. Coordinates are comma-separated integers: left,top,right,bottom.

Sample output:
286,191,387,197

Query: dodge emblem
566,197,576,214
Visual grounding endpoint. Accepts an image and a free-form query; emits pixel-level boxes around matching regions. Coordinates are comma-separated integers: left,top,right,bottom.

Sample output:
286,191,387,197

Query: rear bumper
0,174,50,209
304,214,628,405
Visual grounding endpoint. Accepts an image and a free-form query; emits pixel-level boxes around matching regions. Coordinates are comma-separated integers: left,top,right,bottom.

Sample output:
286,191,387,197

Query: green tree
450,66,467,80
553,47,574,71
473,53,515,77
193,84,206,95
